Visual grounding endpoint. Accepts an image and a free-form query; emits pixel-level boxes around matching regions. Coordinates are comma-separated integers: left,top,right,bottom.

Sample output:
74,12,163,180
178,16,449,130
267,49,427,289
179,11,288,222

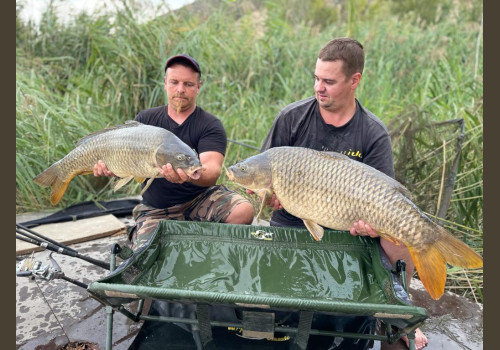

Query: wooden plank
16,214,127,256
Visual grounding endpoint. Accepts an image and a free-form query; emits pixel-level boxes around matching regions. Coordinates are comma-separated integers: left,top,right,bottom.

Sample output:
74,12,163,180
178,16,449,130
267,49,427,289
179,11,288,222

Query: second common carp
34,121,203,205
226,146,483,300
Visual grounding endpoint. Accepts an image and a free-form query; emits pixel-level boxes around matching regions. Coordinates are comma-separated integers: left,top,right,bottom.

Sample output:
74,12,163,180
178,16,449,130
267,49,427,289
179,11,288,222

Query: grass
16,0,483,301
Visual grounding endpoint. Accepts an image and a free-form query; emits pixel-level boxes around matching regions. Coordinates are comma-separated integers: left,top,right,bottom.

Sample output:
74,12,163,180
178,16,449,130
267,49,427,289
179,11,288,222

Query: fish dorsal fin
76,121,144,146
390,180,412,198
357,161,412,198
318,149,413,198
331,153,413,199
318,151,350,161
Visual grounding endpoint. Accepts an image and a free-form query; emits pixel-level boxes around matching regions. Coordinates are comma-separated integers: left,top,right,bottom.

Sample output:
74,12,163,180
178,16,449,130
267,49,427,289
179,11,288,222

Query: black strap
294,311,314,350
196,304,213,347
18,199,140,228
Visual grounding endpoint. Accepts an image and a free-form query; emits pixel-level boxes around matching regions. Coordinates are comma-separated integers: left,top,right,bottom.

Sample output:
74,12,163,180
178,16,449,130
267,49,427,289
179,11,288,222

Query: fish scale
269,147,398,232
226,146,483,300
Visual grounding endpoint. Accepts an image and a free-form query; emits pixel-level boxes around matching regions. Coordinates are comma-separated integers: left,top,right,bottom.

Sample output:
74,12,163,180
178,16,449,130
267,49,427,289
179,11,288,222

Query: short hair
318,38,364,77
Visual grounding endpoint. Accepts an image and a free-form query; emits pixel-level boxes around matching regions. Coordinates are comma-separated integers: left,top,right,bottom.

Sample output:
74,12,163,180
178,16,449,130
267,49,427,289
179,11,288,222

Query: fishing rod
16,251,88,289
17,223,78,253
16,224,110,270
228,139,260,151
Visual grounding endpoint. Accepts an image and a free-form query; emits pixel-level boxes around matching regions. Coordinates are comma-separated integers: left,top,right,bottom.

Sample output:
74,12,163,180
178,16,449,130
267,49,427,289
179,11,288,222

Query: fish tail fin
33,164,73,205
33,164,58,187
408,226,483,300
433,225,483,269
408,245,447,300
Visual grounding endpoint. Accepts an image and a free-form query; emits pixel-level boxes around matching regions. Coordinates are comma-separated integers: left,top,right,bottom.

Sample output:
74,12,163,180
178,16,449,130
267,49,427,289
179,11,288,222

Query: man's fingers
351,220,379,238
94,160,111,176
269,194,283,210
176,168,189,181
161,164,188,183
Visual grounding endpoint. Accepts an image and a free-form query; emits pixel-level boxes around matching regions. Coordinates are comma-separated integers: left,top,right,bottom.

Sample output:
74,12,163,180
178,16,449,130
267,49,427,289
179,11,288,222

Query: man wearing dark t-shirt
261,96,394,228
253,38,428,350
94,54,254,249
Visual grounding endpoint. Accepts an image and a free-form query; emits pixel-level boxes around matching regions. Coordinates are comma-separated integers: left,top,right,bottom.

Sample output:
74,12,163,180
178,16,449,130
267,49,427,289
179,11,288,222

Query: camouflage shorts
129,185,250,250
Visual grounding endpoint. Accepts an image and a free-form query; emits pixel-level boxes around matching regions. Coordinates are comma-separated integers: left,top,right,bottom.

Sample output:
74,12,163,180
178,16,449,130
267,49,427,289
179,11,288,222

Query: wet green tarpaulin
89,221,427,327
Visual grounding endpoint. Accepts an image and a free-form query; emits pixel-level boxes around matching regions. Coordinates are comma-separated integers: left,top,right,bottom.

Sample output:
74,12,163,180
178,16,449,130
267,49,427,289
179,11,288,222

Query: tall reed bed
17,0,482,300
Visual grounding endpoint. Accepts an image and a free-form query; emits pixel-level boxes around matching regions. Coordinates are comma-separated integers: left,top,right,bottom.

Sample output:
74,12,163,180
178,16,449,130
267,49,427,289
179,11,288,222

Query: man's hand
246,189,283,210
160,163,190,184
93,160,115,177
349,220,379,238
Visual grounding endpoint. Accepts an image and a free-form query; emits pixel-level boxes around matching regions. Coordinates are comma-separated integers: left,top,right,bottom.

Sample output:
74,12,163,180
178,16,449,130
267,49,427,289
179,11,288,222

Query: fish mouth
186,166,203,180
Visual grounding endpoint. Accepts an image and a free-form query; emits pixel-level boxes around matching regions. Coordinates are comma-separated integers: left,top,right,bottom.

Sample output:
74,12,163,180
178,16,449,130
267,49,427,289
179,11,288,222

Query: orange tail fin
33,164,75,205
408,226,483,300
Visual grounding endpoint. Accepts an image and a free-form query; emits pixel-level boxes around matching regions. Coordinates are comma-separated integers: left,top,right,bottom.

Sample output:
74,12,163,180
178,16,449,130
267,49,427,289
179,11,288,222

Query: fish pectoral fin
114,176,134,191
303,219,324,241
134,177,146,183
140,177,156,195
256,190,272,221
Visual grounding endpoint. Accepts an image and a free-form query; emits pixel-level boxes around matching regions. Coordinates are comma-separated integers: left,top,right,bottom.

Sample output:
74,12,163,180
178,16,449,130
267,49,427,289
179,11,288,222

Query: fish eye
176,155,186,161
239,164,247,171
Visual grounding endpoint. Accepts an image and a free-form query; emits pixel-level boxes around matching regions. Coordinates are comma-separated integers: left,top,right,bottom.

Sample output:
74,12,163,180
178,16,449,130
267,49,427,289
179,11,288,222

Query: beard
170,95,191,113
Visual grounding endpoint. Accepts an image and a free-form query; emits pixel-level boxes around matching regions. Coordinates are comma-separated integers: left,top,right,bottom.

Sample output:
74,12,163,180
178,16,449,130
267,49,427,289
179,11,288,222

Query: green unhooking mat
88,221,427,332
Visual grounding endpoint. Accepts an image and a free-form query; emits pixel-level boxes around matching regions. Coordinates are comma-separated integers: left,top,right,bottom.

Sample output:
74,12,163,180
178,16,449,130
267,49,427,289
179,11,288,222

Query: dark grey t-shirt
135,105,227,209
261,96,394,227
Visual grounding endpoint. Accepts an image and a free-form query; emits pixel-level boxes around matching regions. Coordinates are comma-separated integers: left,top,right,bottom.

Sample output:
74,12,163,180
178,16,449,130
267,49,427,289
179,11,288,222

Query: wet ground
16,234,142,350
16,213,483,349
373,278,483,350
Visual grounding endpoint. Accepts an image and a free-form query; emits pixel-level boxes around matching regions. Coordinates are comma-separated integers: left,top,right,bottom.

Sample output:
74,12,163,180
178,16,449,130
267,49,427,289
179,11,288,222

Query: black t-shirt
135,105,227,208
261,96,394,227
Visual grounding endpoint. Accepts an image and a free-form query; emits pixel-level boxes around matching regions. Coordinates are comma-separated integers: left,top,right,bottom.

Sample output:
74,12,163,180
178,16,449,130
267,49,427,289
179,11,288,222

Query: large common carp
34,121,202,205
226,146,483,300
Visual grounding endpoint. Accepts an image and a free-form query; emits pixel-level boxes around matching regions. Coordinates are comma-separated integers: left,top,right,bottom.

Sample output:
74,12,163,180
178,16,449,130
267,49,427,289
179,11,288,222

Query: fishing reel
16,252,64,282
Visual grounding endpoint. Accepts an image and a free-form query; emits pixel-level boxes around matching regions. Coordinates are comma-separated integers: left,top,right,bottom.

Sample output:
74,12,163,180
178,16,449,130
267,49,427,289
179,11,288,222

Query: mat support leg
105,306,114,350
105,244,120,350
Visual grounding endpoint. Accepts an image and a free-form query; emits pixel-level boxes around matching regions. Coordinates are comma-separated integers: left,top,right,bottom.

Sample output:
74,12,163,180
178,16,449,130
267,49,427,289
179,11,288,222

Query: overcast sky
17,0,195,25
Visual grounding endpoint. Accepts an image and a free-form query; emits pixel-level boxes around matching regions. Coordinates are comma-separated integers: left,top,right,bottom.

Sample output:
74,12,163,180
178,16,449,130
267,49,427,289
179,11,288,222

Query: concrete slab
16,214,126,255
